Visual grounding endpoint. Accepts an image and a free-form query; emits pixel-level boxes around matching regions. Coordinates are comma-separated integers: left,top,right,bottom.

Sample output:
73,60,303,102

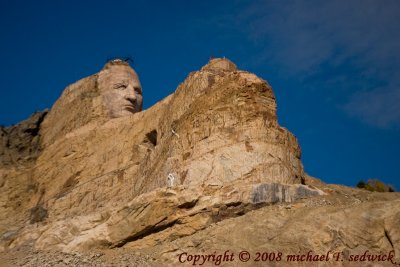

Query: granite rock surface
0,58,399,266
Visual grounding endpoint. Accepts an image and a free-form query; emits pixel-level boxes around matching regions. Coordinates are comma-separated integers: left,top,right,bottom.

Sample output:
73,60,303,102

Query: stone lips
0,58,399,265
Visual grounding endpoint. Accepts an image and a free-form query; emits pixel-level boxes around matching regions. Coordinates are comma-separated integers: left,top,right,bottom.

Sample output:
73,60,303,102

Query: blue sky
1,0,399,190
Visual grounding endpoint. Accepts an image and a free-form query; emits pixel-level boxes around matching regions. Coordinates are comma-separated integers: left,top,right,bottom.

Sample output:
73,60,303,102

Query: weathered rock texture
0,58,399,266
0,111,47,166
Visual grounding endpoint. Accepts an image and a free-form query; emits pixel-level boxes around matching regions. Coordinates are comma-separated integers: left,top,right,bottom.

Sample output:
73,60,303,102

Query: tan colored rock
0,58,399,266
201,57,237,72
22,182,322,252
40,60,142,147
2,186,400,266
157,189,400,266
4,58,303,225
98,60,143,118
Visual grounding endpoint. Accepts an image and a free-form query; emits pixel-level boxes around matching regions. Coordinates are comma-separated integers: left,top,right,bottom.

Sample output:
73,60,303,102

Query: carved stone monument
1,58,398,266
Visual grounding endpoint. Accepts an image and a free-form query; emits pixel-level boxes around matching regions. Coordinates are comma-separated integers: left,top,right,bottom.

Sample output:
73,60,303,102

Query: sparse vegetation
356,179,395,192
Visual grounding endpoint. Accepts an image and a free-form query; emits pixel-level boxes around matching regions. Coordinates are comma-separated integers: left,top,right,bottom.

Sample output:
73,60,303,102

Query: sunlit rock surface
0,58,399,266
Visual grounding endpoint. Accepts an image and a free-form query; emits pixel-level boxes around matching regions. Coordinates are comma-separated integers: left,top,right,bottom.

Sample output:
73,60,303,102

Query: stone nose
125,93,137,104
125,85,137,101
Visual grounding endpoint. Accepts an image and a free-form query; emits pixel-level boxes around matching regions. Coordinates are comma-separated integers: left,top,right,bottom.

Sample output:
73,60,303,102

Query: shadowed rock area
0,58,399,266
0,111,48,166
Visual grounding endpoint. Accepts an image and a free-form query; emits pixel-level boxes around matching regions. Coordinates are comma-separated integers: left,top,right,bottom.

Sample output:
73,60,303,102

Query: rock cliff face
0,111,47,166
0,58,399,266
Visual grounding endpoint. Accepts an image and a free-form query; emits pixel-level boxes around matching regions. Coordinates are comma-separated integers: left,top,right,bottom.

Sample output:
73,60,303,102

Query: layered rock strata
1,58,397,266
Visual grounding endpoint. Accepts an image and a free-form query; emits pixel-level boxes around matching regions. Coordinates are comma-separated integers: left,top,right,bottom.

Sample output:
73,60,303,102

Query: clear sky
1,1,399,190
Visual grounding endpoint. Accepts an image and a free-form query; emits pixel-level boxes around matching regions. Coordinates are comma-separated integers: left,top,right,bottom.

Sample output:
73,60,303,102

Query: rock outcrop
0,58,399,266
0,110,47,166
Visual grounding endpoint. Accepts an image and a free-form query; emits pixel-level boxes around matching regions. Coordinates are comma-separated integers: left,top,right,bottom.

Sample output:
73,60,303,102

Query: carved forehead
98,64,141,90
99,64,139,80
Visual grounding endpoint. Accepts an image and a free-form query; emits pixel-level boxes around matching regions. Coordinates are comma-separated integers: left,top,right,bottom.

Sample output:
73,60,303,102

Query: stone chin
109,105,142,118
102,93,143,118
110,109,136,118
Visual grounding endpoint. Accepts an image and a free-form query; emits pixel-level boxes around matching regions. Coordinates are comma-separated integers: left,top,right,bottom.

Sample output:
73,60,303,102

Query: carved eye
134,87,142,94
114,83,127,89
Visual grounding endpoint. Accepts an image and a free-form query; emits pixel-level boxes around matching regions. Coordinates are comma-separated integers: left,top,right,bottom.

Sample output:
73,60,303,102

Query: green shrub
356,179,395,192
356,180,366,188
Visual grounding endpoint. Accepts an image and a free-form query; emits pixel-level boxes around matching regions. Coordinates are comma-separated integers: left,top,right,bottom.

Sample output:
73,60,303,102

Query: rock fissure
112,219,179,248
385,229,395,249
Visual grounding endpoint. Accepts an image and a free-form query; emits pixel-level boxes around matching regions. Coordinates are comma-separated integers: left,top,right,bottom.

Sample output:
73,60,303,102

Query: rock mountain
0,58,399,266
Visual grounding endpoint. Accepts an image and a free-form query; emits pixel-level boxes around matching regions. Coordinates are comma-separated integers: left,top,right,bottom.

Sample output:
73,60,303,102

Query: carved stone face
98,63,143,118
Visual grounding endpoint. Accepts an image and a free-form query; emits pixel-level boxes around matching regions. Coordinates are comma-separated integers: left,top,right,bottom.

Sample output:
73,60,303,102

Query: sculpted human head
98,60,143,118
